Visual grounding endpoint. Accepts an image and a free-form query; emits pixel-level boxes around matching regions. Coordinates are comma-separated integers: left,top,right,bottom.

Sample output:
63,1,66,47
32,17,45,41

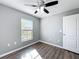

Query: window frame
21,18,33,42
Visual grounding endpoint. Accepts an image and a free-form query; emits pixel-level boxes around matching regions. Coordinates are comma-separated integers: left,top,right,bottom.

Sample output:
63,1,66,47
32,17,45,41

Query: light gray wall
0,4,40,55
40,8,79,46
41,15,63,46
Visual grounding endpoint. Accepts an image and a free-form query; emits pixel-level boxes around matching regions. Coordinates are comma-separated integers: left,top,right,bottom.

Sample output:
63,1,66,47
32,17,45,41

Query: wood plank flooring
1,42,79,59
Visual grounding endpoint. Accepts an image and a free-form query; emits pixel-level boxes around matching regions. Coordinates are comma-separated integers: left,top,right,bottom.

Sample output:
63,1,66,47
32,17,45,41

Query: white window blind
21,18,33,42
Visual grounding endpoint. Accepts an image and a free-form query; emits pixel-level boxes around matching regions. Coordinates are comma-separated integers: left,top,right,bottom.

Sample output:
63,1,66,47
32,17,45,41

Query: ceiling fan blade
24,4,37,7
44,8,49,14
34,10,38,14
45,1,58,7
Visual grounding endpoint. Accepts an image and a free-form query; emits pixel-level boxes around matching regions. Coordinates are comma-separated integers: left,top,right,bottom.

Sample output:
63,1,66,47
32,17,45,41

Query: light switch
59,29,62,32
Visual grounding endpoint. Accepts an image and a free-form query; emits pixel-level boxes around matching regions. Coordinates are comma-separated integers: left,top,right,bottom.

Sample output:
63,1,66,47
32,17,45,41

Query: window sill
21,39,33,42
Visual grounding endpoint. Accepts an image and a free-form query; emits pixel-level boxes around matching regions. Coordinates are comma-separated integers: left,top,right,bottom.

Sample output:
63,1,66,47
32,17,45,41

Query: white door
63,15,76,52
77,14,79,53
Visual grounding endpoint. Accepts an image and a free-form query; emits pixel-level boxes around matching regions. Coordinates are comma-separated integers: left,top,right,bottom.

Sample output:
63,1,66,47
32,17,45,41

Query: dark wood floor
1,42,79,59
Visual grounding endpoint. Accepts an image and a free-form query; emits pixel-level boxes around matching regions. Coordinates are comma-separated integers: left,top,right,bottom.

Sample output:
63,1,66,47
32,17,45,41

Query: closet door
77,14,79,53
63,15,76,52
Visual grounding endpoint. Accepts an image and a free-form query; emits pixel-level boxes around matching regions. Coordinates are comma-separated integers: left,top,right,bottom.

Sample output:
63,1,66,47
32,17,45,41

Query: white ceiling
0,0,79,18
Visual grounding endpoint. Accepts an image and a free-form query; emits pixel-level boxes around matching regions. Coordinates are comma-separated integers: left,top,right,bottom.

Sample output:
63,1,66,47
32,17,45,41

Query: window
21,18,33,42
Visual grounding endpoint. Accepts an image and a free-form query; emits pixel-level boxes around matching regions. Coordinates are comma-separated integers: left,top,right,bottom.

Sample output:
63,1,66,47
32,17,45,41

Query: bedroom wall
0,4,40,55
40,8,79,46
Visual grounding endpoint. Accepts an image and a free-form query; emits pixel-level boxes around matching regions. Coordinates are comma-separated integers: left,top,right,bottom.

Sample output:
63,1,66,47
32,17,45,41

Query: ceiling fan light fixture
37,8,40,12
41,6,44,12
25,0,58,14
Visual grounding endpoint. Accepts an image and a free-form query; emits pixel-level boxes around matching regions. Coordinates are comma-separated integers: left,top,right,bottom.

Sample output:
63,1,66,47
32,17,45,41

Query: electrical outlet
8,43,10,47
14,42,17,45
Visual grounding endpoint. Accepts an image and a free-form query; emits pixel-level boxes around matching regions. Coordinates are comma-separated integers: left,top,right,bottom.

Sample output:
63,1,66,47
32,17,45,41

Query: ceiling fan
24,0,58,14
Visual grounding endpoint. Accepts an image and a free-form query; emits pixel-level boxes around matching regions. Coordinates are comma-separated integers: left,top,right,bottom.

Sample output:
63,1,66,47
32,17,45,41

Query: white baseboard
39,40,79,54
39,40,63,49
0,40,39,58
1,40,78,58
